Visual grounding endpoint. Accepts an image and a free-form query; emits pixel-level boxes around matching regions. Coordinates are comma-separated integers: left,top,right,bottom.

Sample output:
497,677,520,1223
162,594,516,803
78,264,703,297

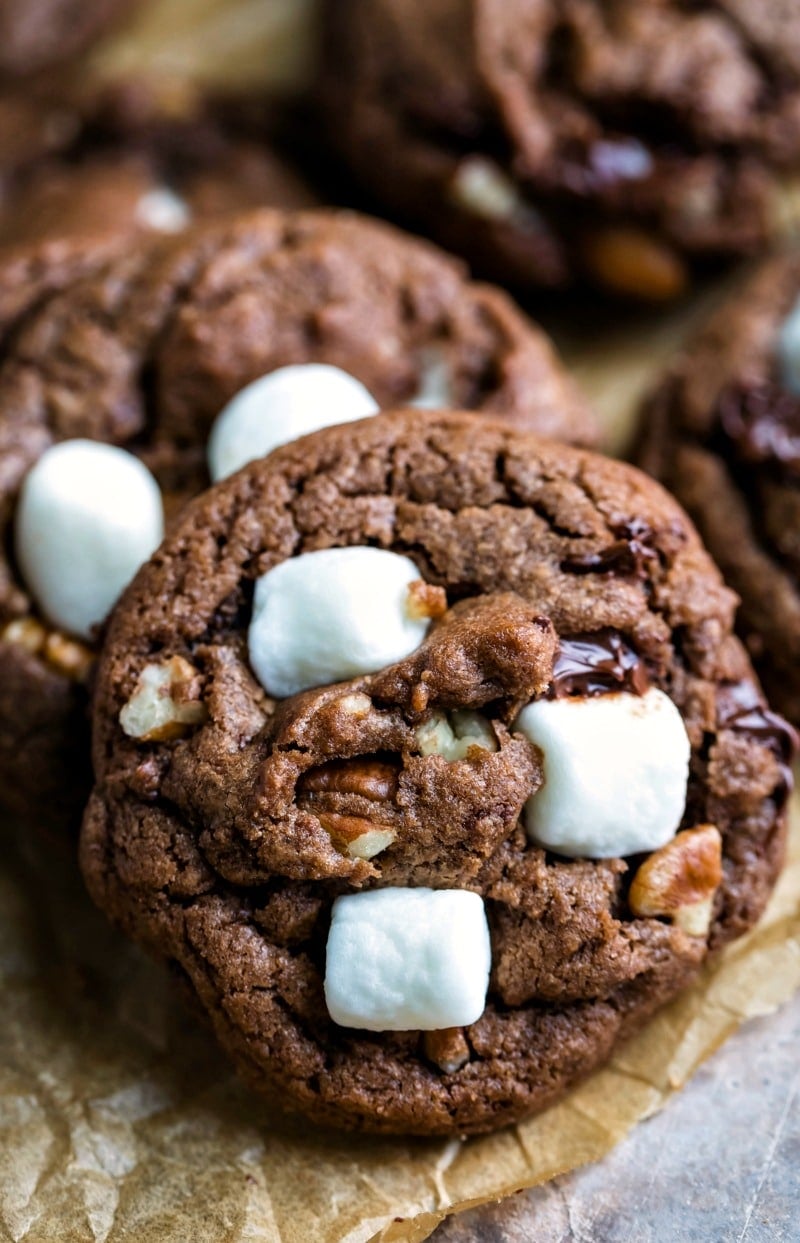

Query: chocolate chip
549,630,650,699
717,382,800,478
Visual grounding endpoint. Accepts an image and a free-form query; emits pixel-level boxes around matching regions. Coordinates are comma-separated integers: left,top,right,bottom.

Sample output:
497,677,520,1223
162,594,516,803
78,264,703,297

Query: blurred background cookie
639,252,800,724
319,0,800,301
0,80,315,251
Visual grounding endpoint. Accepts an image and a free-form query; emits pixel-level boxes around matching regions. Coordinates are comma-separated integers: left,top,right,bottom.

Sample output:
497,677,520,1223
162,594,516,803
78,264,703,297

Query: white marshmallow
324,887,491,1031
248,546,432,698
514,688,690,859
207,364,379,482
135,187,192,234
778,293,800,395
15,440,164,640
410,347,454,410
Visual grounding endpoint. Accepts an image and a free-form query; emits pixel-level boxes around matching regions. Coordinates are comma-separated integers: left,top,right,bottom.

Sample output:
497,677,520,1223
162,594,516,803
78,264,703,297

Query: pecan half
300,758,400,860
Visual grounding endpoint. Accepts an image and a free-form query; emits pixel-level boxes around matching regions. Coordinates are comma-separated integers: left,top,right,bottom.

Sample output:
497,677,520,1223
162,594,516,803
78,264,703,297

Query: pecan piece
423,1028,470,1074
317,813,397,861
300,758,400,860
120,655,207,742
629,825,723,937
582,226,688,301
406,579,448,622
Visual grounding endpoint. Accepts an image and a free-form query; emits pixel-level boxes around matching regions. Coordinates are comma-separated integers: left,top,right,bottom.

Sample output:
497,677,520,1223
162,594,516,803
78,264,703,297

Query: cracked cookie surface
81,410,791,1135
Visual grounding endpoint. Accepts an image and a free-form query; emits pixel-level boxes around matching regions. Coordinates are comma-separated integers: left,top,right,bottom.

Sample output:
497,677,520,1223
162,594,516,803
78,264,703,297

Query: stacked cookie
0,0,794,1144
0,208,593,833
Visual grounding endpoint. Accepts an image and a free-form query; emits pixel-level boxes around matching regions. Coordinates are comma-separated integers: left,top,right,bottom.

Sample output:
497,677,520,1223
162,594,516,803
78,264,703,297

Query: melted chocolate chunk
717,383,800,478
717,681,797,763
561,519,658,578
550,631,650,698
717,680,797,808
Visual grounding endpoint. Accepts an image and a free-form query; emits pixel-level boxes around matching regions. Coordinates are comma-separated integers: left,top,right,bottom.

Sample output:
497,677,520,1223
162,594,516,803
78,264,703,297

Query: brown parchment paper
2,789,798,1243
1,2,800,1241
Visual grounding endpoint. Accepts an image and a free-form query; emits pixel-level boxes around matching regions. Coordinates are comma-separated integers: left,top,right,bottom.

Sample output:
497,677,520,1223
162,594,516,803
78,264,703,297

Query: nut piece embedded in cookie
450,156,529,222
15,440,164,640
207,363,378,482
423,1028,470,1074
405,579,448,622
324,888,491,1031
42,631,95,682
248,547,440,699
301,758,399,860
514,687,691,858
1,616,47,656
629,825,723,937
0,618,93,680
319,817,397,861
120,656,208,742
415,709,497,760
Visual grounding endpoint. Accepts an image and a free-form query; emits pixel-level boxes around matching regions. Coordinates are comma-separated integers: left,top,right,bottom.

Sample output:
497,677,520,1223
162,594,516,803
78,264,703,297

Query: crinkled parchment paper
1,796,798,1243
1,2,799,1241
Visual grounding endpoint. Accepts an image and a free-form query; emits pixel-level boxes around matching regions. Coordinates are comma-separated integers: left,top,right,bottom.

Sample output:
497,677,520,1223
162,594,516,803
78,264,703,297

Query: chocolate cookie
0,84,316,368
0,208,595,834
80,409,792,1136
639,252,800,725
0,0,134,77
320,0,800,299
0,82,315,252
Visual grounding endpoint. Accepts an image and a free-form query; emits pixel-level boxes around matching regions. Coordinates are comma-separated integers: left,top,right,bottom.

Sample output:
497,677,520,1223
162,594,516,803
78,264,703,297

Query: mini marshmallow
778,293,800,394
248,546,433,698
514,687,690,859
15,440,164,640
135,187,191,233
207,363,379,482
324,887,491,1031
410,347,454,410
